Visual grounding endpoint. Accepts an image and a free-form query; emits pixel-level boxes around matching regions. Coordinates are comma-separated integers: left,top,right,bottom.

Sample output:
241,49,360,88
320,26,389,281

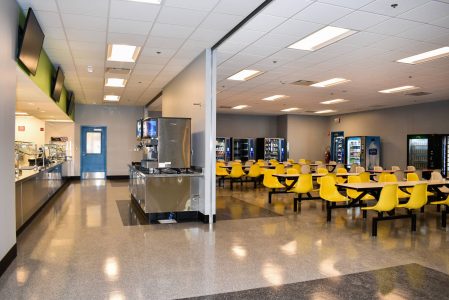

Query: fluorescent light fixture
397,47,449,64
281,107,300,112
315,109,336,114
15,112,29,116
232,105,249,110
227,70,262,81
311,78,350,88
262,95,289,101
378,86,419,94
288,26,356,51
104,95,120,102
105,78,127,87
127,0,161,3
320,99,349,105
107,44,141,62
45,119,73,123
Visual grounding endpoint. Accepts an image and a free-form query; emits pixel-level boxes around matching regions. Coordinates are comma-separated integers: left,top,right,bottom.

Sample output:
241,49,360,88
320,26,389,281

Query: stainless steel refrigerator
346,136,381,170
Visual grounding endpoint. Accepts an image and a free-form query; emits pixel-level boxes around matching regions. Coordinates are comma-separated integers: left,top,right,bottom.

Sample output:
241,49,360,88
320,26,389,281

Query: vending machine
216,137,231,161
330,131,344,163
407,134,446,173
346,136,381,170
443,136,449,177
231,138,255,162
256,138,287,161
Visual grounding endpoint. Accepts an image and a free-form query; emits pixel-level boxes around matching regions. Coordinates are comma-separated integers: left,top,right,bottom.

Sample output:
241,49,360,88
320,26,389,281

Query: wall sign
18,126,25,132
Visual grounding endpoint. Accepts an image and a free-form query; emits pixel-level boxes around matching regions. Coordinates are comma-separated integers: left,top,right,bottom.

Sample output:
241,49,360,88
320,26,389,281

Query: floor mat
216,196,282,221
181,263,449,299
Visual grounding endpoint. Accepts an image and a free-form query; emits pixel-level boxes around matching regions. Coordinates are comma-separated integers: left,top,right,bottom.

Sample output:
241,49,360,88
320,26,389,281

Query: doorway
81,126,107,179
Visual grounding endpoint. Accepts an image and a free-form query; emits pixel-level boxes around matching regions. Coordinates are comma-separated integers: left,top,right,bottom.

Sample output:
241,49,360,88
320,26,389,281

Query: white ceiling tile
399,1,449,22
337,31,388,47
317,0,374,9
156,6,209,27
270,19,323,37
189,28,227,43
429,15,449,28
140,47,177,58
292,2,353,24
69,41,105,52
241,44,279,57
150,23,195,39
397,24,449,43
33,11,62,28
62,14,107,31
145,36,185,49
109,0,161,22
361,0,430,17
66,28,106,43
214,0,263,16
226,29,267,45
42,26,66,39
366,18,421,35
44,38,70,50
56,0,109,17
262,0,313,18
242,14,287,32
164,0,220,11
108,19,153,35
253,33,304,48
199,13,243,31
108,32,147,46
331,11,389,30
17,0,58,12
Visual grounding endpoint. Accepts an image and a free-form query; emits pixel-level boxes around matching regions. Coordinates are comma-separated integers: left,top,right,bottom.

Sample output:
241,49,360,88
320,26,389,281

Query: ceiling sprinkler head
391,3,398,8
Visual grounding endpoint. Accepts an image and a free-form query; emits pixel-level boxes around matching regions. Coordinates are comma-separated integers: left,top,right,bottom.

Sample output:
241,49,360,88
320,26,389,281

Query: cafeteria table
272,174,320,209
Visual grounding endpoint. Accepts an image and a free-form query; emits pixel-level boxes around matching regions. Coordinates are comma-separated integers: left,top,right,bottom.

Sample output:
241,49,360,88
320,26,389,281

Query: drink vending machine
216,137,231,161
346,136,381,170
407,134,449,176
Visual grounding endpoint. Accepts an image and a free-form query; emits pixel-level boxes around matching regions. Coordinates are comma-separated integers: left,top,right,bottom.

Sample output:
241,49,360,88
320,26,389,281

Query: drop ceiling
17,0,449,116
17,0,265,106
216,0,449,116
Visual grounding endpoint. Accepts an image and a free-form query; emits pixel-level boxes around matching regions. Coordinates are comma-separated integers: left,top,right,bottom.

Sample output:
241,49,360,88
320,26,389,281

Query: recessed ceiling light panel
320,99,349,105
227,70,263,81
107,44,141,62
104,95,120,102
281,107,300,112
105,78,127,87
315,109,336,114
288,26,356,51
15,112,29,116
378,86,419,94
262,95,289,101
311,78,350,88
397,47,449,64
232,105,249,110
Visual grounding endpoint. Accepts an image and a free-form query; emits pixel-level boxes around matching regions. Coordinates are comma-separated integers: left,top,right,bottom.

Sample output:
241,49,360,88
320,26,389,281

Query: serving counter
128,164,203,223
15,161,70,231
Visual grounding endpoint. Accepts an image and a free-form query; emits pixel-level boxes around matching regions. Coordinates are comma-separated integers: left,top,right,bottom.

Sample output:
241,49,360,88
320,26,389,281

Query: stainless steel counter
15,161,70,231
128,165,203,222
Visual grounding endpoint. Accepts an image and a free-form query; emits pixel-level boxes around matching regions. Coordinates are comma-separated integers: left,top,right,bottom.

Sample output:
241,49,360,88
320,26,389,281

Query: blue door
81,126,107,179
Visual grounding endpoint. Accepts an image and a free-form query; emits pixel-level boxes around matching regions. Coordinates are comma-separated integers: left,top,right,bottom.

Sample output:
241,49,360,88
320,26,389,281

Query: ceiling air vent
219,106,232,109
105,67,131,75
406,92,432,96
290,80,317,86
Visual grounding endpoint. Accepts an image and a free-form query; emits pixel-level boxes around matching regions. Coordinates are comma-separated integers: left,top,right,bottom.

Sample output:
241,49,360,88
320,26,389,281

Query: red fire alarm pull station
18,126,25,132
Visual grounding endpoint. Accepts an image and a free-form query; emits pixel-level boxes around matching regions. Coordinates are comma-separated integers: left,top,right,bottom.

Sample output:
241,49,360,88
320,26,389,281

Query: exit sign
18,126,25,132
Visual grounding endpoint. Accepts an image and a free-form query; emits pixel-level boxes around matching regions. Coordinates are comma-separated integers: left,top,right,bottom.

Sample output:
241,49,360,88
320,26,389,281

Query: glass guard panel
86,132,102,154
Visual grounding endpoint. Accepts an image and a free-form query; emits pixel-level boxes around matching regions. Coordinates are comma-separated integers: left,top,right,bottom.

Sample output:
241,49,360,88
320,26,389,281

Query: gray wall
287,115,329,162
74,104,143,176
0,0,17,262
217,114,279,138
329,100,449,168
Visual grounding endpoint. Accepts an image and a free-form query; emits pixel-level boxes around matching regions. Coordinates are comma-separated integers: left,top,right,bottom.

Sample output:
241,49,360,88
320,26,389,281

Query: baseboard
106,175,129,180
198,211,216,223
69,176,81,180
0,244,17,278
16,179,71,236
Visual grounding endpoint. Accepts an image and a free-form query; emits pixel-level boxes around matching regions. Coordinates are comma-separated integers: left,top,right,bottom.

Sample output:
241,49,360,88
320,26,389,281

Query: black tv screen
18,8,45,76
67,91,75,115
52,67,65,102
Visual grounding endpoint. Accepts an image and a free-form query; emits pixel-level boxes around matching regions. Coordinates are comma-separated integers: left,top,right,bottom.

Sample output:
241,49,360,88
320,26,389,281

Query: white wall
0,0,17,264
216,114,279,138
74,104,143,176
45,121,76,176
162,49,215,219
329,100,449,168
15,116,46,145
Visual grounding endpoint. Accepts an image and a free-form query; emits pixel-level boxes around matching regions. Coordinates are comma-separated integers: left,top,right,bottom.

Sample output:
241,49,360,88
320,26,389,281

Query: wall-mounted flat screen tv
142,118,157,139
52,67,65,102
18,8,45,76
67,91,75,115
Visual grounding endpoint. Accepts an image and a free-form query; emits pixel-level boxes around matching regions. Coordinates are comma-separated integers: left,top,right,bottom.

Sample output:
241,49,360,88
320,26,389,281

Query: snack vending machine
407,134,446,173
330,131,344,163
231,138,255,162
256,138,287,161
216,137,231,161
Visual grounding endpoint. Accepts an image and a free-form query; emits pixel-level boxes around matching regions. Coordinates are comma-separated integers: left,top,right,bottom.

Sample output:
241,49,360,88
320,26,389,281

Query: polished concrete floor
1,180,449,299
